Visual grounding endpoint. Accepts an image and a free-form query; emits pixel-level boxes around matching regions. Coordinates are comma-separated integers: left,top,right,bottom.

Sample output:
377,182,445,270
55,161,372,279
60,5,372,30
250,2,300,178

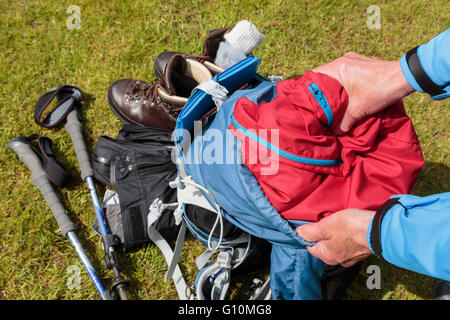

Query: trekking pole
7,137,113,300
64,109,129,300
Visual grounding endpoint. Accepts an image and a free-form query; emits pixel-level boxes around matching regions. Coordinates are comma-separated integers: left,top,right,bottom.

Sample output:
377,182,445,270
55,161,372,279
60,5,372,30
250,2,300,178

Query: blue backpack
147,56,326,300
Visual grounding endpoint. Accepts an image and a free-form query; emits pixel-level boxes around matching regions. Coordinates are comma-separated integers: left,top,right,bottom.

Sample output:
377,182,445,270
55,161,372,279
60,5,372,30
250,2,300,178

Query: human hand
295,208,375,267
313,52,415,134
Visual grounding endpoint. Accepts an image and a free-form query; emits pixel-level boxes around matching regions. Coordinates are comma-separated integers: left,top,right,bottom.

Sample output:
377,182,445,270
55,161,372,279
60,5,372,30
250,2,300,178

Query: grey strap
194,79,229,108
164,220,187,282
196,250,214,270
147,225,189,300
147,207,189,300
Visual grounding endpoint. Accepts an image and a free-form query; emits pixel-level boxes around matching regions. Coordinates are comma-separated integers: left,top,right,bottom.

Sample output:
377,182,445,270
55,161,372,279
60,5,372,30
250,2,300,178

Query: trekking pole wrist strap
369,197,400,261
18,134,71,188
34,85,84,128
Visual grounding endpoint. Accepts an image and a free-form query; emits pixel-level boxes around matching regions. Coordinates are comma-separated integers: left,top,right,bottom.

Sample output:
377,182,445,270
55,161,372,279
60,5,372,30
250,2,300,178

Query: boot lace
126,82,184,118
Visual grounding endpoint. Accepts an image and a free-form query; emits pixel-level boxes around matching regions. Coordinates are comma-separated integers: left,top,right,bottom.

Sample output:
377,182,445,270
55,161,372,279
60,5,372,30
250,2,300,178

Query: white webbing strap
148,198,178,226
165,204,187,282
172,175,224,252
194,79,229,108
147,200,189,300
175,176,217,213
147,225,189,300
196,250,214,270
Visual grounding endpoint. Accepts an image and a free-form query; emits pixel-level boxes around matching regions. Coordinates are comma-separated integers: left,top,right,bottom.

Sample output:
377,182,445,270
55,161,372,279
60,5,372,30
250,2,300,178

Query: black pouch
183,203,272,279
184,204,243,240
93,124,179,252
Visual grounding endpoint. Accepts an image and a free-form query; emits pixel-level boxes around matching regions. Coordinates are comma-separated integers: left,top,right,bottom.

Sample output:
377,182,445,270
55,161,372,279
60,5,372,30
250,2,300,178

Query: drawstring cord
178,178,224,253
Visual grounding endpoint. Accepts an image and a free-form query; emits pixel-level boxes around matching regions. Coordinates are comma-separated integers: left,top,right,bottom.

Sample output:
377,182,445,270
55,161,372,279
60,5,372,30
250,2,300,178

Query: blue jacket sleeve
367,192,450,281
400,28,450,100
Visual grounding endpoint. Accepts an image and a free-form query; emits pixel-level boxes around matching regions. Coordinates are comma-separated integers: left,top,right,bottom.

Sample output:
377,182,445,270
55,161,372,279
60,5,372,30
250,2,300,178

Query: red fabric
230,71,424,221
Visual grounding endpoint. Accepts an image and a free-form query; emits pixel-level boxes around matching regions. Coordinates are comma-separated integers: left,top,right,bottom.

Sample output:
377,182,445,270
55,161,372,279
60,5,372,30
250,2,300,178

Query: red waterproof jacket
230,71,424,221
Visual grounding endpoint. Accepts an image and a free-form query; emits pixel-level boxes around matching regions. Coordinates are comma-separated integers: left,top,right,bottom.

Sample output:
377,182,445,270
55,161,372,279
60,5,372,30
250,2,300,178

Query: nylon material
174,71,321,299
34,85,83,128
231,115,341,166
182,209,245,245
182,81,311,248
93,125,179,252
231,72,423,221
293,246,325,299
165,221,187,282
148,198,164,227
380,193,450,281
417,29,450,88
147,225,189,299
400,54,423,93
232,77,344,167
196,250,214,270
29,135,70,187
270,245,324,300
44,98,74,126
177,183,217,214
214,41,248,69
400,30,450,98
172,58,429,299
38,137,52,155
270,245,296,299
389,192,450,209
174,63,419,299
183,213,214,246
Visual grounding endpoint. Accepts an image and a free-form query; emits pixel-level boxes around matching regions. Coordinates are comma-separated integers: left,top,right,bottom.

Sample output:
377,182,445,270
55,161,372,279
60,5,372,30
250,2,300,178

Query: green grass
0,0,448,300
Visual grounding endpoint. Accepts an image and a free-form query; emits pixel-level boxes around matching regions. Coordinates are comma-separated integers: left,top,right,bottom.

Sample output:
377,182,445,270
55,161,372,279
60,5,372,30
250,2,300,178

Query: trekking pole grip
64,109,94,181
7,138,76,236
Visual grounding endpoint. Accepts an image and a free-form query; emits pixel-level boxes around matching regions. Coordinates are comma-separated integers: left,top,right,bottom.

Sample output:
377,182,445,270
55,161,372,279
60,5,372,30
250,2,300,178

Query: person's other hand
313,52,415,134
295,208,375,267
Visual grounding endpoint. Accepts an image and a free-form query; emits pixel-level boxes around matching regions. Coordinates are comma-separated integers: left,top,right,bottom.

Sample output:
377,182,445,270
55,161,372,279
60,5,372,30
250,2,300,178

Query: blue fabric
182,81,314,247
400,28,450,100
369,29,450,282
270,220,325,300
368,192,450,281
176,79,324,299
271,244,325,300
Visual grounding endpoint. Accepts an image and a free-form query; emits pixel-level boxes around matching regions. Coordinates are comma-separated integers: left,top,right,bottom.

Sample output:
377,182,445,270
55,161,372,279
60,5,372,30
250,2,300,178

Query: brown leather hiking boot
108,54,212,131
154,28,232,79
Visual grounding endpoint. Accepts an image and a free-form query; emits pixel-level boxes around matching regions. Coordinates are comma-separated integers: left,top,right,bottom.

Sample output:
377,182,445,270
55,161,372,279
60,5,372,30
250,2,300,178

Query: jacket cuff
401,46,450,100
366,218,375,254
367,198,400,261
400,54,423,93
